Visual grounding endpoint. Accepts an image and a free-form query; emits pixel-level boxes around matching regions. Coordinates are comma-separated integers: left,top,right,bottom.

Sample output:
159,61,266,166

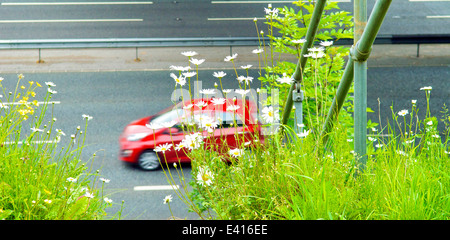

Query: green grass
173,113,449,220
0,75,122,220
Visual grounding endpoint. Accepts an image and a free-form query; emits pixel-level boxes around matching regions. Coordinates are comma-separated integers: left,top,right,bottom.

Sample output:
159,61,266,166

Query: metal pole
281,0,327,127
135,47,141,62
353,0,368,171
321,0,392,151
321,57,354,141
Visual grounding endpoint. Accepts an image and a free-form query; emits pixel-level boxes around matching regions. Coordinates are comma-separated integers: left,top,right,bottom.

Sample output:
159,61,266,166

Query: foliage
159,1,449,221
258,1,355,132
0,75,122,220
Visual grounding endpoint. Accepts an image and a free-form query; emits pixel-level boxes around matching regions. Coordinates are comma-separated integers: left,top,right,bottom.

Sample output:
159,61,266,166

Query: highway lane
0,69,248,220
0,0,448,39
1,65,449,219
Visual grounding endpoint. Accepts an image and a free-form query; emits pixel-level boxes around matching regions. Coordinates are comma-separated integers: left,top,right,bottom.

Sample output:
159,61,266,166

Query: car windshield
150,108,184,125
150,107,246,127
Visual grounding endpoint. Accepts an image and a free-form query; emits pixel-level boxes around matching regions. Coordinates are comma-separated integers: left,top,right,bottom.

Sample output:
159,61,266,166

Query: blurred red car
119,98,263,170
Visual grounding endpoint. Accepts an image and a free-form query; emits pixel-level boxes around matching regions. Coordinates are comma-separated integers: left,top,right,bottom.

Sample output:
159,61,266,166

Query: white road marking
0,19,143,23
133,185,180,191
1,2,154,6
2,139,60,145
208,17,266,21
409,0,450,2
212,0,351,3
3,101,61,105
426,15,450,18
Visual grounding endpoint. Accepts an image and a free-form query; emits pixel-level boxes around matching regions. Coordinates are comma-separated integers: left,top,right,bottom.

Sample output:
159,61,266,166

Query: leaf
65,196,90,220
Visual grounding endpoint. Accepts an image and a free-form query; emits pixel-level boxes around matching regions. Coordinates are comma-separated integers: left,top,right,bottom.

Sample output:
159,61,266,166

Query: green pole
321,0,392,158
281,0,327,126
353,0,368,171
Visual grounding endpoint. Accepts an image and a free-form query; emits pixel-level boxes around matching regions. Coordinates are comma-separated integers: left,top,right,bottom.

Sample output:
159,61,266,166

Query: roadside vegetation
160,1,449,220
0,75,122,220
1,1,447,220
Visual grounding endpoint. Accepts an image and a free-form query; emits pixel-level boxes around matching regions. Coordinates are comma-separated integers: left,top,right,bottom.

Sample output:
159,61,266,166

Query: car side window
214,111,244,128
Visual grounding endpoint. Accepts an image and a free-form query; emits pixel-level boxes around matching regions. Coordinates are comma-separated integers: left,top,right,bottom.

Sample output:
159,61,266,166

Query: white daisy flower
47,88,57,94
228,148,244,158
235,89,250,96
320,41,333,47
200,89,216,95
31,127,44,133
146,122,162,130
261,106,279,123
224,53,238,62
82,114,93,121
398,109,409,116
277,73,293,85
45,81,56,87
163,195,173,204
252,48,264,54
189,58,205,66
211,98,226,105
292,39,307,44
66,177,77,183
227,105,240,112
99,178,110,183
195,101,208,108
182,72,197,78
181,51,198,57
213,71,227,78
170,73,186,86
420,86,432,91
236,76,253,85
154,143,172,153
196,167,214,187
85,192,95,199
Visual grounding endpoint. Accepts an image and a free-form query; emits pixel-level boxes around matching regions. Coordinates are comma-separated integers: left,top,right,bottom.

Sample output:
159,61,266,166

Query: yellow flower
29,81,34,86
44,189,51,195
20,85,25,89
32,100,39,106
36,82,42,87
30,91,36,97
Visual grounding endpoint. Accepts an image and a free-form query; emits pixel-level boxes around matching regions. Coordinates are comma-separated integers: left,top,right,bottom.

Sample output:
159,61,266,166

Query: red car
119,98,263,170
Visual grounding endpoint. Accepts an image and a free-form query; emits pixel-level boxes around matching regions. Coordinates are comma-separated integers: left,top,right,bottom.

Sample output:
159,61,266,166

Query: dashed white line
3,101,61,105
1,2,154,6
208,17,266,21
211,0,351,3
0,19,143,23
2,139,60,145
426,15,450,18
409,0,450,2
133,185,180,191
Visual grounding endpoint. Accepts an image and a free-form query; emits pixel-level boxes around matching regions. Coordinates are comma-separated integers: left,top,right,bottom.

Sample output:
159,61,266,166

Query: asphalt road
0,0,448,39
1,65,449,219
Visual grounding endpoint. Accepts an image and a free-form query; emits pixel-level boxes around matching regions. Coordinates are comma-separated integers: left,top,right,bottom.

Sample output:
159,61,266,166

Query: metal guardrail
0,37,271,62
0,34,447,62
0,37,268,49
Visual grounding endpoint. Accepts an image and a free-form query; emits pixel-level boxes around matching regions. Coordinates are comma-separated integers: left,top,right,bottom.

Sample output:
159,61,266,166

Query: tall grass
172,95,449,220
159,2,449,220
0,75,122,220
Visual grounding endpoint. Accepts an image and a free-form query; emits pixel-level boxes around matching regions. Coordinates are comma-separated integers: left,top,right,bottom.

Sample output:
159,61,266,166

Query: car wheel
138,150,161,171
